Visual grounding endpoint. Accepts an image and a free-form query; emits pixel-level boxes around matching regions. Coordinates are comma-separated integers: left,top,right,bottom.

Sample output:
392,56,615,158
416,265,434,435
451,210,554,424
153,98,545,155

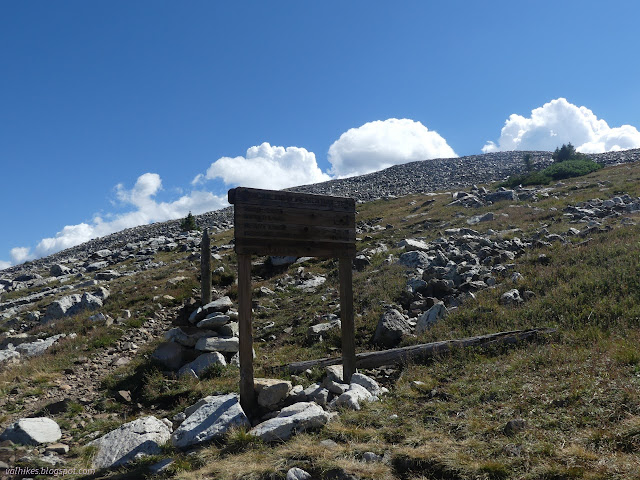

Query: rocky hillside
3,148,640,279
1,150,640,479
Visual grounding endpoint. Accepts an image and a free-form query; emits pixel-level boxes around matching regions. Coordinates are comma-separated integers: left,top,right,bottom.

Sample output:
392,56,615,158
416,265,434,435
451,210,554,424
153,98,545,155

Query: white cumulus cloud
482,98,640,154
195,142,331,190
2,173,227,267
328,118,457,178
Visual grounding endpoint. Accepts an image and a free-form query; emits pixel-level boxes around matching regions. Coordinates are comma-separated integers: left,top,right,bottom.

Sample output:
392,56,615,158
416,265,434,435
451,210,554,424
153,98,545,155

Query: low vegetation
501,143,603,187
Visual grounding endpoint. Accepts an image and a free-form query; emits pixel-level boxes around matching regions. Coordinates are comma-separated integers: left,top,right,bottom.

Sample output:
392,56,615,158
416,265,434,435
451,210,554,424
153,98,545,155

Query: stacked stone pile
151,296,240,378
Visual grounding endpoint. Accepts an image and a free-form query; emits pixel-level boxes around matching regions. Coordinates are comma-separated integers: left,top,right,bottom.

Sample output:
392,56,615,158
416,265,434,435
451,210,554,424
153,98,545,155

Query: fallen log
285,328,556,373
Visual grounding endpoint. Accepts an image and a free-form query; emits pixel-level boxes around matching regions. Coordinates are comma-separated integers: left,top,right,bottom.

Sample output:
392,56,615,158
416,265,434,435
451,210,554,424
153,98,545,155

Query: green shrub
500,159,602,187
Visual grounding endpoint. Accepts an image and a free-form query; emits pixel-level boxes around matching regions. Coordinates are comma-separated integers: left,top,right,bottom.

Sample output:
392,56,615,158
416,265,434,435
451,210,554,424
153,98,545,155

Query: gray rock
201,296,234,314
50,264,71,277
333,383,374,411
415,302,447,333
196,314,230,329
397,239,430,251
349,373,383,397
165,327,216,347
80,292,103,311
44,294,82,321
467,212,495,225
287,467,312,480
89,416,171,469
486,190,518,203
0,417,62,445
296,275,326,292
397,250,432,269
95,270,120,281
15,334,67,357
171,394,250,449
504,418,526,436
195,336,239,353
86,261,108,272
151,342,185,370
0,347,20,364
500,289,522,305
249,402,333,442
255,378,292,408
308,319,341,338
269,256,298,266
372,309,412,348
303,383,330,408
178,352,226,378
325,365,345,383
353,255,371,271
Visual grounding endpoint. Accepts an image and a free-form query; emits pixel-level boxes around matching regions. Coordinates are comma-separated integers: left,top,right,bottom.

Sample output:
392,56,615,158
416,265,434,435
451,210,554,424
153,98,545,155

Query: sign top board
228,187,356,258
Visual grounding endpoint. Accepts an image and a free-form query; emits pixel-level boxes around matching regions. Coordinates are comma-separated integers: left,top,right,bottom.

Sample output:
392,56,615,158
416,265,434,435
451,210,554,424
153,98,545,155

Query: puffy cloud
196,142,331,189
10,247,33,264
328,118,457,178
482,98,640,154
4,173,227,265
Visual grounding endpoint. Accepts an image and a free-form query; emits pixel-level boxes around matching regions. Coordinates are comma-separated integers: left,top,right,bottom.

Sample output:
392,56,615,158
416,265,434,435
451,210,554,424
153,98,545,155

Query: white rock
171,394,250,449
196,314,230,329
0,418,62,445
349,373,384,397
415,302,448,334
165,327,217,347
89,416,171,469
15,334,66,357
195,336,239,353
255,378,292,408
178,352,226,378
249,402,332,442
287,467,312,480
333,384,374,411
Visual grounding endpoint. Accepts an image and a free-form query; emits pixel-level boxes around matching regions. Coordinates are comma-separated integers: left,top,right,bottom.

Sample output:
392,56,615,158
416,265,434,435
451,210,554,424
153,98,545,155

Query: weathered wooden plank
339,256,356,383
284,329,556,373
235,222,354,243
237,254,257,415
234,204,355,229
235,238,356,257
229,187,355,212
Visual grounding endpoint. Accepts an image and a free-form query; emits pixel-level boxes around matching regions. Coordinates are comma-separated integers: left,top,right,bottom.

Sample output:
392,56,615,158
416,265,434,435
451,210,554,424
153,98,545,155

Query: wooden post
201,228,212,306
339,256,356,383
237,253,257,415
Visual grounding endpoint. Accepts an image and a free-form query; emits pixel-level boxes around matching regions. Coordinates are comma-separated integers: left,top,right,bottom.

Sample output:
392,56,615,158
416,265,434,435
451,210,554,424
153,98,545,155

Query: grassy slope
4,163,640,479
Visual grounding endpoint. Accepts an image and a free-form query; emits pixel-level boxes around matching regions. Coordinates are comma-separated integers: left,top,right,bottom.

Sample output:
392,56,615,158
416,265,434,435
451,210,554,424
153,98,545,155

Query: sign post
228,187,356,415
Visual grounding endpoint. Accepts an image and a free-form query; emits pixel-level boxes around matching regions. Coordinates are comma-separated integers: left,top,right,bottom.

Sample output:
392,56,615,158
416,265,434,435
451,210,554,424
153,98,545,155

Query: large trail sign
228,187,356,414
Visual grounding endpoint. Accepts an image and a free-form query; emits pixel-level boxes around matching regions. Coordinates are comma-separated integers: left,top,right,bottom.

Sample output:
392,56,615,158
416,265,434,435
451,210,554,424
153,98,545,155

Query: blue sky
2,1,640,269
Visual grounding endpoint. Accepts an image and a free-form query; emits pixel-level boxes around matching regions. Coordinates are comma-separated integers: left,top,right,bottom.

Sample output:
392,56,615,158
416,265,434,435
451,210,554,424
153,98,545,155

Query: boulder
486,190,518,203
349,373,383,397
0,418,62,445
308,319,341,338
89,416,171,469
44,294,82,321
195,336,239,353
178,352,226,378
397,239,430,252
171,394,250,449
372,309,412,348
415,302,447,333
15,334,67,357
353,255,371,271
196,314,230,329
178,352,227,378
333,383,374,411
287,467,312,480
50,264,71,277
255,378,292,408
249,402,333,442
500,289,523,306
80,292,103,311
397,251,432,270
151,342,185,370
165,327,216,347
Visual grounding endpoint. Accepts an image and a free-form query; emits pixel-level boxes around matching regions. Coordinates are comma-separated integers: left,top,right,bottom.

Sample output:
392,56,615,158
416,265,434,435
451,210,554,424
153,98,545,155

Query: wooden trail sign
228,187,357,414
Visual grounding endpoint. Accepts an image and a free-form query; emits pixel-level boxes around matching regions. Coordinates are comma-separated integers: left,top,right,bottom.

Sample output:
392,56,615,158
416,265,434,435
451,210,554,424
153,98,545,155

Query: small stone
287,466,312,480
504,418,526,436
